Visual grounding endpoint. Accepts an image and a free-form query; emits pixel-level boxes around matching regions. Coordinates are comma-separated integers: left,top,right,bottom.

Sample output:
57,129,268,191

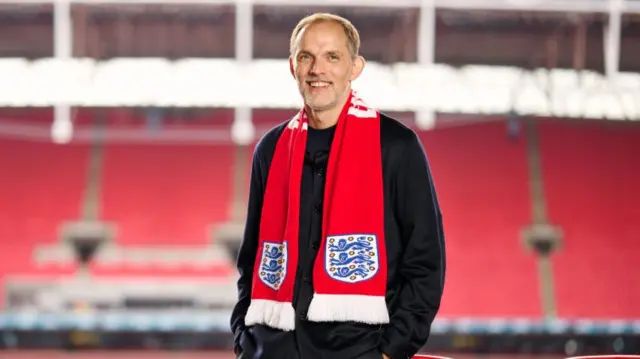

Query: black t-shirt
305,124,336,159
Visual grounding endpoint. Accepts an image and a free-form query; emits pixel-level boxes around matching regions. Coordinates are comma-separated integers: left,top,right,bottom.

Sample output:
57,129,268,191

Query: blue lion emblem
325,234,379,283
259,241,287,290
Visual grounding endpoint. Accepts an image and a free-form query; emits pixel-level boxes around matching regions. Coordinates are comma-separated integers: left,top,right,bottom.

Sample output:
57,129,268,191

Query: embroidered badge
325,234,379,283
259,241,287,290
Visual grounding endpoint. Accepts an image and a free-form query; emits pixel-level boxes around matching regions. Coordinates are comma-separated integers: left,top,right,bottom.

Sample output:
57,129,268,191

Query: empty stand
0,117,238,309
4,113,638,320
71,108,235,130
539,120,640,319
0,137,89,246
0,137,90,294
88,261,233,279
420,120,540,318
100,142,234,245
0,108,53,124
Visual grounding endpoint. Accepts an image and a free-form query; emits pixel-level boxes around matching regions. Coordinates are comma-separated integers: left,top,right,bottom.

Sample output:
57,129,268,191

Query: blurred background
0,0,639,359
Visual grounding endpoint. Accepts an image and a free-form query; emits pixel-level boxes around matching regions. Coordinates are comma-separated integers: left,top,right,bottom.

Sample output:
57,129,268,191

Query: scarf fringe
306,294,390,324
245,299,296,331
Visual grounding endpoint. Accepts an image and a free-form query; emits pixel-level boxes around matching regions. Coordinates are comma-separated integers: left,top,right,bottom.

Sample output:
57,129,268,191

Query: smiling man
230,13,446,359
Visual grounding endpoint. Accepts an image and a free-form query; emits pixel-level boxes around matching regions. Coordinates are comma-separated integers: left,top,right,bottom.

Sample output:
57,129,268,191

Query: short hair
289,13,361,58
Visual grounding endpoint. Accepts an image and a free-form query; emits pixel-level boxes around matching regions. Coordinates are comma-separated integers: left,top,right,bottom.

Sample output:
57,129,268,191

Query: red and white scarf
244,90,389,331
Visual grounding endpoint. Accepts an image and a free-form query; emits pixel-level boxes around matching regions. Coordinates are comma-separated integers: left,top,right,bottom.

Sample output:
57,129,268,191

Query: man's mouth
307,81,331,88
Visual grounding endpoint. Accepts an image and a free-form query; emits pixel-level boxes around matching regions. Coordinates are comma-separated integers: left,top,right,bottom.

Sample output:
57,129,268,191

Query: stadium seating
420,120,541,318
0,137,89,246
100,142,234,246
538,120,640,319
71,108,236,130
1,113,639,319
0,115,238,309
0,108,53,124
0,137,90,307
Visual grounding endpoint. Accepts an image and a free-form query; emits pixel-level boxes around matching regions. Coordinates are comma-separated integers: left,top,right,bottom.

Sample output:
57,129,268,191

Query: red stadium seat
420,120,540,318
100,142,234,245
538,120,640,318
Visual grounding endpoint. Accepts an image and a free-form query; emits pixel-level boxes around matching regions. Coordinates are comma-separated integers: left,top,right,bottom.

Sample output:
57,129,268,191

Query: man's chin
303,97,337,112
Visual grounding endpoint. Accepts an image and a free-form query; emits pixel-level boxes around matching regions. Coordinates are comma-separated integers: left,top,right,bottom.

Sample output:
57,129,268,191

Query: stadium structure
0,0,639,357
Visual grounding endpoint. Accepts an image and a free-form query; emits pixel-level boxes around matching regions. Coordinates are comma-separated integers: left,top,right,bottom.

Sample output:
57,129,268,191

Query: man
230,13,445,359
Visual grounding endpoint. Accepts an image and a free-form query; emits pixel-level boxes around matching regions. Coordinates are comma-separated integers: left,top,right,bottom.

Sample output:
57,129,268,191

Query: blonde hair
289,13,361,58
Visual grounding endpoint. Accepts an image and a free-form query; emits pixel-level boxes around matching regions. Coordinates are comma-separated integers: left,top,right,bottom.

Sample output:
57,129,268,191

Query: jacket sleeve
229,143,266,354
380,133,446,359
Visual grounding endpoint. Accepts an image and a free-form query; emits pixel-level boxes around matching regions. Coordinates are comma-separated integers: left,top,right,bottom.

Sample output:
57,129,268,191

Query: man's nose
310,59,326,75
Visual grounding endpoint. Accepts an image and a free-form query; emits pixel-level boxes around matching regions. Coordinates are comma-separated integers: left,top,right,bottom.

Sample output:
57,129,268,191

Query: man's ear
350,55,365,81
289,56,296,79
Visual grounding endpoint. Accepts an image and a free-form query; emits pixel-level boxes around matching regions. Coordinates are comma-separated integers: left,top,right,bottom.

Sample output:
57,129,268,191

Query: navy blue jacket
230,113,445,359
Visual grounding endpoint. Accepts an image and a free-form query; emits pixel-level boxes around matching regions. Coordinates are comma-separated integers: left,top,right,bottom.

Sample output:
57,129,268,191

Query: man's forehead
294,22,349,54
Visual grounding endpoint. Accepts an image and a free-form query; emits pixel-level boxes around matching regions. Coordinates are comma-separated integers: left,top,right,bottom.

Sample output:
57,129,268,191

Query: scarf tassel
307,294,389,324
245,299,296,331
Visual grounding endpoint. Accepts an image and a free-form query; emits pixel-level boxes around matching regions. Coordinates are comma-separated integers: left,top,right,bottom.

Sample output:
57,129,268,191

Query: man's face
289,21,364,113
